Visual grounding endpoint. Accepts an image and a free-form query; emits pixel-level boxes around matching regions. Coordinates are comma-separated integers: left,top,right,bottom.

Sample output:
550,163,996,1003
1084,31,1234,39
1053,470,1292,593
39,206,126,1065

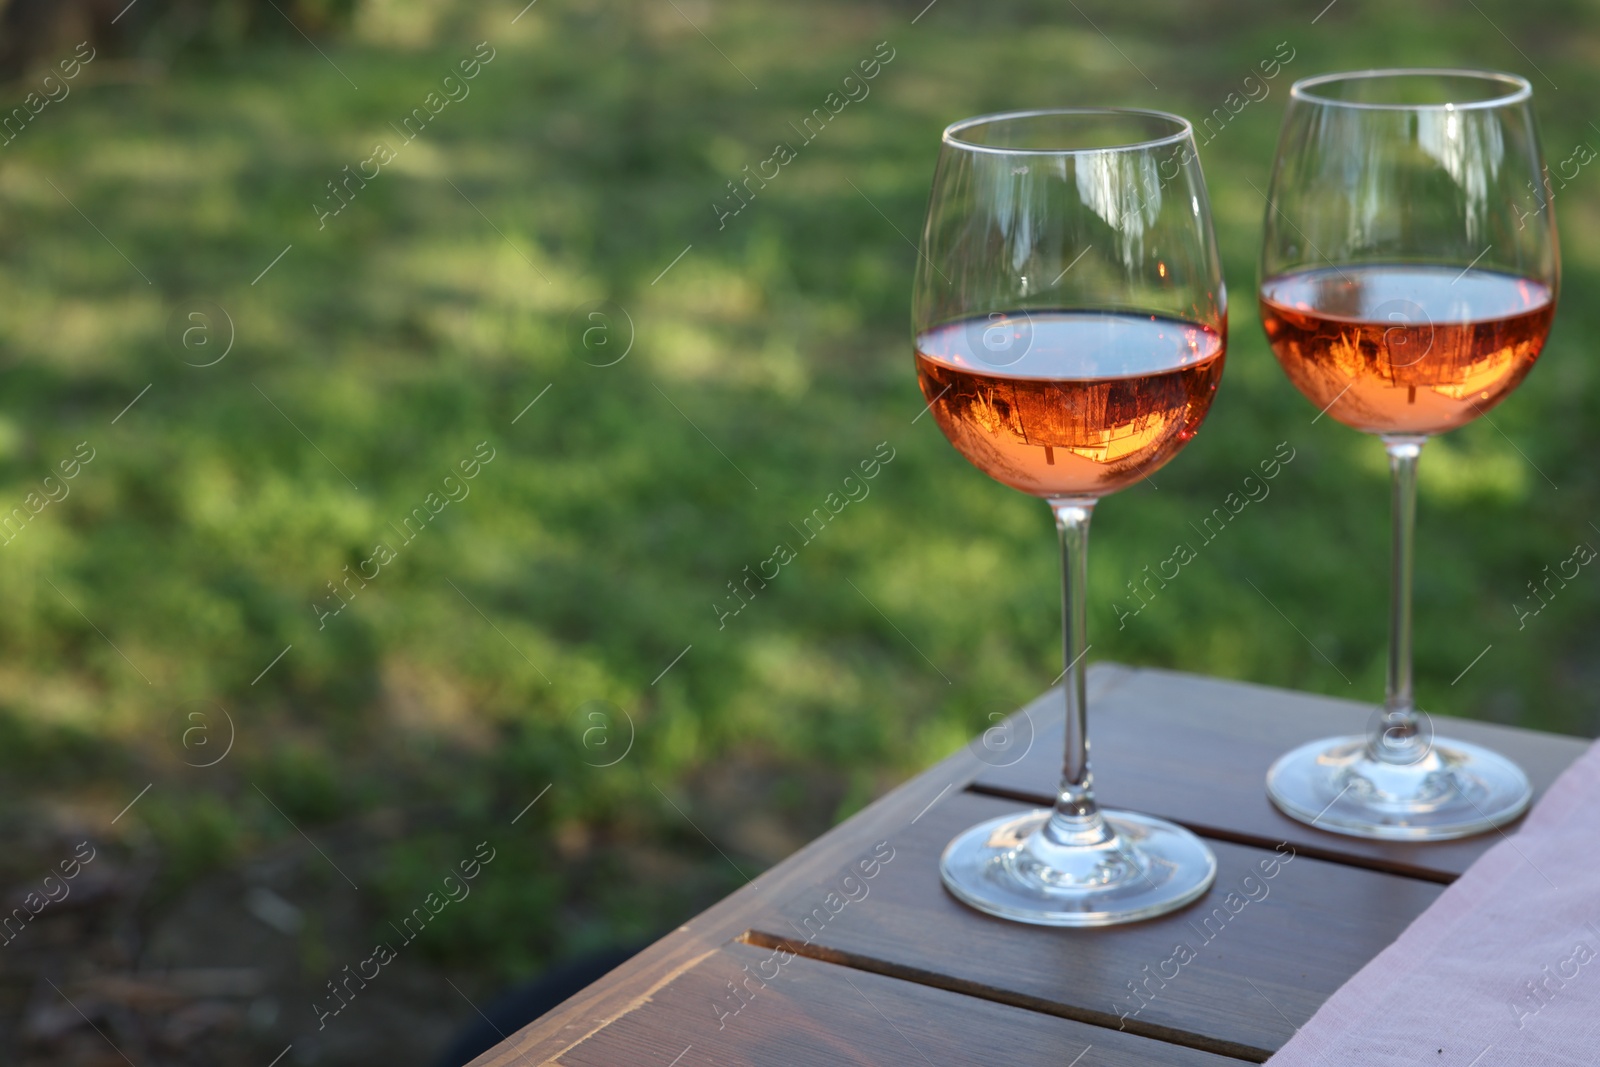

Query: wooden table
471,665,1590,1066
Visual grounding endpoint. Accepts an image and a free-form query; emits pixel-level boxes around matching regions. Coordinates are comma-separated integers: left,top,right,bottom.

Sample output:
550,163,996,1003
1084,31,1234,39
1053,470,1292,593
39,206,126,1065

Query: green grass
3,0,1599,987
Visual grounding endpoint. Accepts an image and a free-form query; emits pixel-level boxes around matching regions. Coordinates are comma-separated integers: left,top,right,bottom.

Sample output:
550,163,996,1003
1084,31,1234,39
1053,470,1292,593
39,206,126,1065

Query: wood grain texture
972,666,1589,881
557,941,1248,1066
472,665,1589,1067
743,790,1441,1061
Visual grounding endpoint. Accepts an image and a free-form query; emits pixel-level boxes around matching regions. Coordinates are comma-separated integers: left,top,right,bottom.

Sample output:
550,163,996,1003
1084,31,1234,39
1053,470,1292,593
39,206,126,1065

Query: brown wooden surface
971,666,1590,881
744,790,1441,1060
558,942,1243,1067
470,665,1590,1067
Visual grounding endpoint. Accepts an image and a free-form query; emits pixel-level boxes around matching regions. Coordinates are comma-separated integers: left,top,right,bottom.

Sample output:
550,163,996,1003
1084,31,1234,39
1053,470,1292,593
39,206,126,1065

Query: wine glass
916,109,1226,925
1259,70,1558,840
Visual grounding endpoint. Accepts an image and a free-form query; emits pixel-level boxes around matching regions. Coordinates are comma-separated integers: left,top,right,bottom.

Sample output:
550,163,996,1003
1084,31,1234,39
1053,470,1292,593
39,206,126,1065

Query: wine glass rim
1290,68,1533,110
942,107,1193,156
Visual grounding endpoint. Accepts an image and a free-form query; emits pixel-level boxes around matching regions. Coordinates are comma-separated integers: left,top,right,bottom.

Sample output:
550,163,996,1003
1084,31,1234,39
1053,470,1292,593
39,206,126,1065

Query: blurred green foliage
0,0,363,80
1,0,1597,991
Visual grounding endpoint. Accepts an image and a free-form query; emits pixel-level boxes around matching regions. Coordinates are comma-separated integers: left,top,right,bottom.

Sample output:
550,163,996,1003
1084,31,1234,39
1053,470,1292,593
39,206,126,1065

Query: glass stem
1375,436,1426,763
1045,499,1111,845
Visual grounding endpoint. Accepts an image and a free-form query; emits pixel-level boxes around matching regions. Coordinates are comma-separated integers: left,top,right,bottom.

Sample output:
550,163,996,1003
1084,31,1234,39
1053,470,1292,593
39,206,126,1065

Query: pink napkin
1268,739,1600,1066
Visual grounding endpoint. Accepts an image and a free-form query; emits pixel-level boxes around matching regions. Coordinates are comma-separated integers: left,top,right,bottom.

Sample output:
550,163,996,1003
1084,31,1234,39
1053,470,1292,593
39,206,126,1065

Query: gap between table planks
471,664,1588,1066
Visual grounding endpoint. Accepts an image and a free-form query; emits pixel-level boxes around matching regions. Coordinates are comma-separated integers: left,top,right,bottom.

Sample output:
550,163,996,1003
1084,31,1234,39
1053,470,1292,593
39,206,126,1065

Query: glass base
939,808,1217,927
1266,734,1532,840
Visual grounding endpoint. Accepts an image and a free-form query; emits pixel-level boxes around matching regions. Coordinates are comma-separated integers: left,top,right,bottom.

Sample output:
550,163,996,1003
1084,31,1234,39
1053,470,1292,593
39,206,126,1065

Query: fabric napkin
1267,738,1600,1066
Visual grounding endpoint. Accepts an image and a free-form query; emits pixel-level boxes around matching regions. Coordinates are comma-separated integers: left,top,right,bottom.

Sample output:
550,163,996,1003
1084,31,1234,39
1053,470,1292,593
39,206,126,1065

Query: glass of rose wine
1259,70,1558,839
917,109,1225,925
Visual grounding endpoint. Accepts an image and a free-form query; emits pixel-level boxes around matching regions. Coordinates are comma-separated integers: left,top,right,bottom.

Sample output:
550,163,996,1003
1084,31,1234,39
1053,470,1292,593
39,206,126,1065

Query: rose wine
1260,265,1554,436
914,311,1225,497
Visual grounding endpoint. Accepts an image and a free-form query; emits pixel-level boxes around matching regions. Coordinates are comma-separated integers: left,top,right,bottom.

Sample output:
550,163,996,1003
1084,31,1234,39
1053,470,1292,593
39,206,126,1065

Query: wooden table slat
973,666,1588,881
555,942,1250,1067
743,790,1442,1061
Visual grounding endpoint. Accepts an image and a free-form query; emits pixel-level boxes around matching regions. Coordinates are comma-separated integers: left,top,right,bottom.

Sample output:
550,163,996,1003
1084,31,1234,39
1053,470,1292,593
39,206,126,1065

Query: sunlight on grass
1419,433,1532,505
0,0,1594,993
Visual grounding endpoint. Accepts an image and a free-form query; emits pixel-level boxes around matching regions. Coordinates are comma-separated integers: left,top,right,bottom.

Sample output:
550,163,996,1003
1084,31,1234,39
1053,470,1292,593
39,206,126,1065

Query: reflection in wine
1260,265,1553,436
916,312,1225,498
